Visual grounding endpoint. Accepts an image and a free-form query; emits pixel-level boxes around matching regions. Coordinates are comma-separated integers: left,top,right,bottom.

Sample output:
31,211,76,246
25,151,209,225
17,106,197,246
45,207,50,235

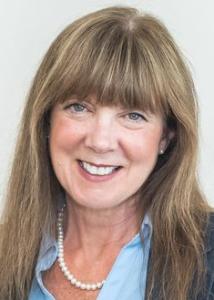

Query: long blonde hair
0,5,211,299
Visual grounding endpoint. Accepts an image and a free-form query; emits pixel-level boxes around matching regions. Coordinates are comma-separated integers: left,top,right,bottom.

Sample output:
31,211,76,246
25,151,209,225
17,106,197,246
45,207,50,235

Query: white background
0,0,213,214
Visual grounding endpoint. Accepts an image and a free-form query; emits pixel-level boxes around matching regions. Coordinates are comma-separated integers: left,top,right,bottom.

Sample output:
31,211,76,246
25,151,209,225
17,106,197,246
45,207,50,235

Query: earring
159,149,164,155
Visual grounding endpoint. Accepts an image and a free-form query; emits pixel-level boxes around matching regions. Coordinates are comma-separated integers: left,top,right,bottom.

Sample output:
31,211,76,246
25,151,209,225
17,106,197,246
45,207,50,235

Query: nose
85,114,117,153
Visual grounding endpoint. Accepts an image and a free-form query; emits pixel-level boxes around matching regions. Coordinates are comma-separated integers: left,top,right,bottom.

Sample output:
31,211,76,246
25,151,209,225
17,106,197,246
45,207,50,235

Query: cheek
125,130,161,164
48,118,85,188
50,118,84,153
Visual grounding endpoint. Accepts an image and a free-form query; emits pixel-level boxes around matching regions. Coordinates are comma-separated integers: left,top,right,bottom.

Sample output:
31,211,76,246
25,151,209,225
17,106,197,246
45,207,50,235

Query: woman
0,5,213,300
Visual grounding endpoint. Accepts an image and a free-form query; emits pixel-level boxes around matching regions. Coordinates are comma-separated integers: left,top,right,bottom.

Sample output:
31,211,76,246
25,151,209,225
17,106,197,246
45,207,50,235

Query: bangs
51,18,170,116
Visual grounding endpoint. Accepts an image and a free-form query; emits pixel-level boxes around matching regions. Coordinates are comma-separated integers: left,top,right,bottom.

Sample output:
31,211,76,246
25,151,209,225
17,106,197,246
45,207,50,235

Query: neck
63,195,143,259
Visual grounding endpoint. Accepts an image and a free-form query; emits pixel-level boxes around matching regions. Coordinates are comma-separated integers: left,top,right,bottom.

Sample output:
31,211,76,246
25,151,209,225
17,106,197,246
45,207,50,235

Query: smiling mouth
78,160,122,176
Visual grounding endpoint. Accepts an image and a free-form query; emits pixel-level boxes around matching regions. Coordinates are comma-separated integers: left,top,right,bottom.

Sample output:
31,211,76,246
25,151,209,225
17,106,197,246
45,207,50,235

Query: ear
158,128,175,155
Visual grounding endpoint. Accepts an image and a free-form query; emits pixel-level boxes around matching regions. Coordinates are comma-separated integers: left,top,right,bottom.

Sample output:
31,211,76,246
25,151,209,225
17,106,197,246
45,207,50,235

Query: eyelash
65,102,147,122
126,112,147,122
65,102,88,113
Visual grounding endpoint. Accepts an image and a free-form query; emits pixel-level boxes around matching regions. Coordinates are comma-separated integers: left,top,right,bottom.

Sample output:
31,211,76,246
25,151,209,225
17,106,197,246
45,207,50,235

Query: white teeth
81,161,118,176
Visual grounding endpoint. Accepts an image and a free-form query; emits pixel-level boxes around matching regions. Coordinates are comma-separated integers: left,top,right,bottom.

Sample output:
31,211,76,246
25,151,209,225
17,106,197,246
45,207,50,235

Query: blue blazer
147,213,214,299
199,213,214,299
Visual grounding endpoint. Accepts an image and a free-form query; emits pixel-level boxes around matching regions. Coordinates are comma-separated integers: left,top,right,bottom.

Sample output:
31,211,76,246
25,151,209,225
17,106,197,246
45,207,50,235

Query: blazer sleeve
198,213,214,299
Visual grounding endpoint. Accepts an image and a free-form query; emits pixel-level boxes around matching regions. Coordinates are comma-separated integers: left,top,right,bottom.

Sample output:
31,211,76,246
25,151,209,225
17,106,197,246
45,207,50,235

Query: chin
67,192,120,210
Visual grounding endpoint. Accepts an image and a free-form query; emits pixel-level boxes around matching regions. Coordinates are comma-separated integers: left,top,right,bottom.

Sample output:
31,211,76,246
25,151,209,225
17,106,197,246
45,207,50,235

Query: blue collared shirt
29,214,152,300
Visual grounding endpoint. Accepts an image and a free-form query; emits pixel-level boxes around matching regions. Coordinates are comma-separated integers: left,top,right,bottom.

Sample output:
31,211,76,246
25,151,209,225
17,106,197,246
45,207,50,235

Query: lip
77,160,122,182
79,159,121,168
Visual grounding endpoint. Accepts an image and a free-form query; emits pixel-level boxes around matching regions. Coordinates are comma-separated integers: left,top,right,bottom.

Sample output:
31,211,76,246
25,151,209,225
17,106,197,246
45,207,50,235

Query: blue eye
127,112,146,122
67,102,87,112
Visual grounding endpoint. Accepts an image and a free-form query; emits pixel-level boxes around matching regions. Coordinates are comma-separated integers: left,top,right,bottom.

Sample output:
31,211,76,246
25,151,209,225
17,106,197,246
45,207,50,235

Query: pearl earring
159,149,164,155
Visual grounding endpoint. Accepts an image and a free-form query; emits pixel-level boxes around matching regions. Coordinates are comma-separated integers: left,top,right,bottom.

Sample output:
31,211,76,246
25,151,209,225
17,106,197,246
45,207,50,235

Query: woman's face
49,95,168,210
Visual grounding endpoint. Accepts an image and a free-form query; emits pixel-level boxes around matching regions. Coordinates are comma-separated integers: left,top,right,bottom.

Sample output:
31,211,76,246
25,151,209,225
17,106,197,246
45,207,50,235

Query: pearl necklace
57,206,106,290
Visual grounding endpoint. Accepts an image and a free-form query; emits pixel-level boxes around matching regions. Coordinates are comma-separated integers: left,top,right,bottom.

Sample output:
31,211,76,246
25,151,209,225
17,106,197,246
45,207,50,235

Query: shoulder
205,212,214,253
201,212,214,299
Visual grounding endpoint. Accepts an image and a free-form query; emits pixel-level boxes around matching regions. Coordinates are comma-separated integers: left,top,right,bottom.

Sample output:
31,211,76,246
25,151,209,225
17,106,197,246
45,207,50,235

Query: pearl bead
57,207,105,291
67,274,73,281
71,277,77,284
80,283,86,289
76,281,81,287
62,265,67,272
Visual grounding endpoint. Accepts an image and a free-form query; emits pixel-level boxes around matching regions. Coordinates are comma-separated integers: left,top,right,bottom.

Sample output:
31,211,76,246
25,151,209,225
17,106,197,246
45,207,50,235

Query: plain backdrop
0,0,214,215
